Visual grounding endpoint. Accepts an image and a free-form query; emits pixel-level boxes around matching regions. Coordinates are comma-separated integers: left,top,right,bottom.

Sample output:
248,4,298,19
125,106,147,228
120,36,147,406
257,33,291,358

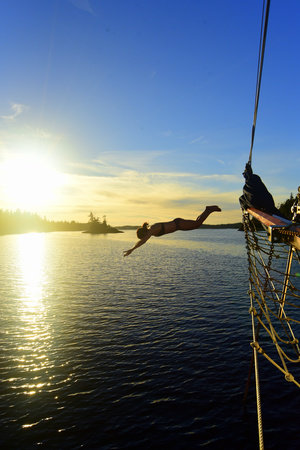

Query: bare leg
196,205,221,225
175,206,221,231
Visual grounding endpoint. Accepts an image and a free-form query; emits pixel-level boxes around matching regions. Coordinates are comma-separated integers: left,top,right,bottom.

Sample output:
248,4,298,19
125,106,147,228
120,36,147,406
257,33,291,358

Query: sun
1,154,64,211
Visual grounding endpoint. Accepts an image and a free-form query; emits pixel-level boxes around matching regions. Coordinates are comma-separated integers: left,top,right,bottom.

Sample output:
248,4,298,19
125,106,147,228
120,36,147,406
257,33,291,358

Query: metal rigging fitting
291,186,300,223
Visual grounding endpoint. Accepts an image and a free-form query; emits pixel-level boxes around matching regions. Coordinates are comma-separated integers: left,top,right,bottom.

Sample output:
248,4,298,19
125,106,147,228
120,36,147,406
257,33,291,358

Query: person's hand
123,249,133,257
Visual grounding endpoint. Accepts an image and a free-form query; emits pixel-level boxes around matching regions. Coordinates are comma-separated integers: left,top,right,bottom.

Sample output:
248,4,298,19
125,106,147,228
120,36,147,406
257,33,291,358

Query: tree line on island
83,212,122,234
0,210,122,235
0,194,296,236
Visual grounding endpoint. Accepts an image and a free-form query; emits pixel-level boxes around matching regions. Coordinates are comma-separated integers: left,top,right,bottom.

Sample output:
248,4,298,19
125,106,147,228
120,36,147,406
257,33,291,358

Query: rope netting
243,212,300,388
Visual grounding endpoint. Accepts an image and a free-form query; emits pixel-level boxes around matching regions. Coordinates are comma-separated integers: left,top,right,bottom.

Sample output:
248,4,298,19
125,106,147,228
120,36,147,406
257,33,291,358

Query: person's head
137,222,149,239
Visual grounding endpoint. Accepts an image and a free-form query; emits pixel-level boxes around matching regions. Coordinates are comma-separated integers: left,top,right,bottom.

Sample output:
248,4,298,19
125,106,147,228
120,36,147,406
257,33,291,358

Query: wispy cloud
69,153,241,185
91,150,171,173
1,103,28,121
189,136,205,144
68,0,94,14
146,172,240,183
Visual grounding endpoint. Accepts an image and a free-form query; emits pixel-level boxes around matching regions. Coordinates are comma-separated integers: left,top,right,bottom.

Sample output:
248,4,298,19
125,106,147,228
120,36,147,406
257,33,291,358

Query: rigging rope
244,4,272,447
248,0,271,165
243,212,300,388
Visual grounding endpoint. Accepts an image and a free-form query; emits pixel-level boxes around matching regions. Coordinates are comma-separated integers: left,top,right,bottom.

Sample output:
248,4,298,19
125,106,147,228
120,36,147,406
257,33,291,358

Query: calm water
0,229,299,449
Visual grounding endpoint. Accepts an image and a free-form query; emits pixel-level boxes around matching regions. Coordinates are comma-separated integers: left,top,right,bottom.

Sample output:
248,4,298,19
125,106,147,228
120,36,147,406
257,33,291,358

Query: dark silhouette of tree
88,212,100,224
87,212,103,233
86,212,122,234
0,209,87,235
278,193,295,220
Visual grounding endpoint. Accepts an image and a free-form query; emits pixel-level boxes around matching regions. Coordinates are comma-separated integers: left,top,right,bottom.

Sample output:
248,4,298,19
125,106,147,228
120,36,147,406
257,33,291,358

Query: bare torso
150,220,178,237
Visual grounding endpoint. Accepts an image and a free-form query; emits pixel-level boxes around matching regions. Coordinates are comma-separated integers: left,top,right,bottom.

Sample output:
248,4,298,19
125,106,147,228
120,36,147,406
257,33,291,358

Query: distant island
0,210,122,236
83,213,122,234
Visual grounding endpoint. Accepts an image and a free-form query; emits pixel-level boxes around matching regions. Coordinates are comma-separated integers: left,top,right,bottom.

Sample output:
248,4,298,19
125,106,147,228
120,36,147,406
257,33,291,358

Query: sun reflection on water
17,233,46,306
16,233,52,396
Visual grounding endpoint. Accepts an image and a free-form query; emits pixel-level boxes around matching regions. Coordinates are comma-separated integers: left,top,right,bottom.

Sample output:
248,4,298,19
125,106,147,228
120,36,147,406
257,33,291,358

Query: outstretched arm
123,234,151,257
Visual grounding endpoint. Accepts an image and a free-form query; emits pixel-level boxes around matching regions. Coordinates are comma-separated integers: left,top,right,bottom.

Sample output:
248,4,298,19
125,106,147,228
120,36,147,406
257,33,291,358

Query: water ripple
0,231,299,449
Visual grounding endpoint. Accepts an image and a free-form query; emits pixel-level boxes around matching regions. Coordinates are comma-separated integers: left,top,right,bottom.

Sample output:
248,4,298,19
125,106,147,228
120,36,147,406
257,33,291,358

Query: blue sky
0,0,299,225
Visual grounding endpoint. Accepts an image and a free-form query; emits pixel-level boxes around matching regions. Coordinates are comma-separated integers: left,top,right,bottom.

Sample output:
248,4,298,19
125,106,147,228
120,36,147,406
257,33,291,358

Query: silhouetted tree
278,193,295,220
88,212,100,224
87,212,103,233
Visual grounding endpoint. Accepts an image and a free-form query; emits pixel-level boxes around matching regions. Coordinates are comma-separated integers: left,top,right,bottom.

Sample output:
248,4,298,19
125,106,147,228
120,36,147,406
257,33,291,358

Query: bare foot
206,205,222,212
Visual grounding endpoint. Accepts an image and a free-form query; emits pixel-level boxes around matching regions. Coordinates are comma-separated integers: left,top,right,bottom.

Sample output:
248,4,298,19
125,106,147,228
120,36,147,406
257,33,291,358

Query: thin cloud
1,103,28,121
92,150,171,172
68,159,240,185
196,173,240,182
189,136,205,144
68,0,94,14
141,171,241,183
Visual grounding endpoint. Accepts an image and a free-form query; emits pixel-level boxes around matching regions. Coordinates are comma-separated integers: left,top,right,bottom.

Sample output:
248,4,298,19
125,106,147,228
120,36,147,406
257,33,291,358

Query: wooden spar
247,208,300,251
247,208,292,226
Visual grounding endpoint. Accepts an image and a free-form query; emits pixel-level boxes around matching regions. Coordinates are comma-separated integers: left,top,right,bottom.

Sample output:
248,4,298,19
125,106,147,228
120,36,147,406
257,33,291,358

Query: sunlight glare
16,233,52,394
17,233,46,307
1,154,65,211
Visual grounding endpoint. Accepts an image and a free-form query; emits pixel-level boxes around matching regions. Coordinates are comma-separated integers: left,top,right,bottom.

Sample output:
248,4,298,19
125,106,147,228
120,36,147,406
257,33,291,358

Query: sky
0,0,299,226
